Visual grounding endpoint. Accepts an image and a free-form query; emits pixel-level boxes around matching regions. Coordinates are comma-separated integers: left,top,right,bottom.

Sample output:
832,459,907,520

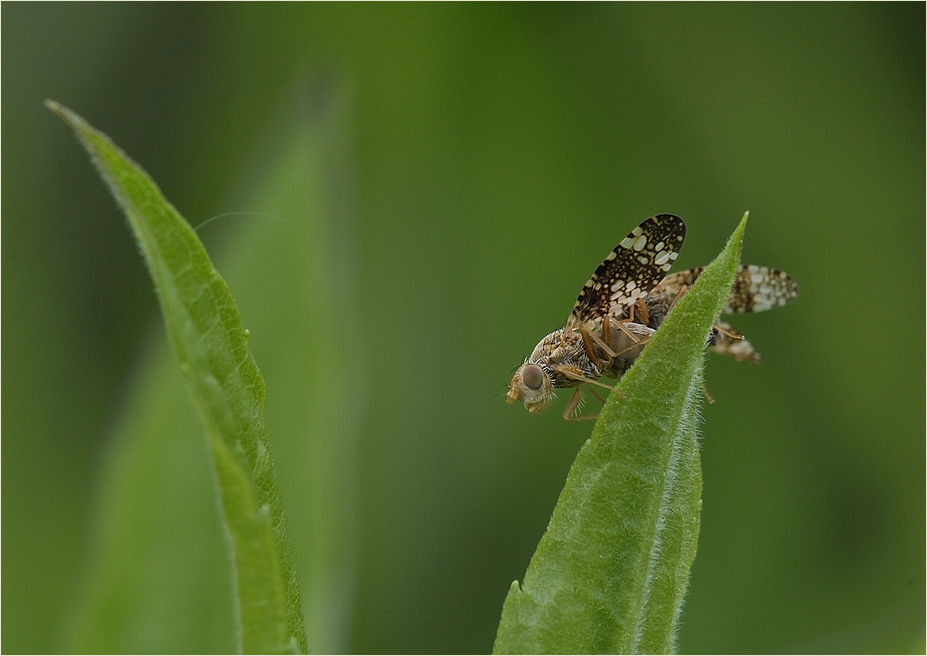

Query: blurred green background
3,4,923,654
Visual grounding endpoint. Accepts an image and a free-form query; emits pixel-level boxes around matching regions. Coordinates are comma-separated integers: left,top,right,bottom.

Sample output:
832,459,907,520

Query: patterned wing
568,214,686,326
709,320,762,363
658,264,798,314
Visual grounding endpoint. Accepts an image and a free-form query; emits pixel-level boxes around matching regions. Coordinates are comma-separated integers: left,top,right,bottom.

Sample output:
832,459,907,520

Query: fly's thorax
528,328,570,362
537,327,600,388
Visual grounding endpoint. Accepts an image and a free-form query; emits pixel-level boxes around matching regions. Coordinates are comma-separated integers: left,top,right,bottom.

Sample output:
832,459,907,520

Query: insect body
506,215,798,420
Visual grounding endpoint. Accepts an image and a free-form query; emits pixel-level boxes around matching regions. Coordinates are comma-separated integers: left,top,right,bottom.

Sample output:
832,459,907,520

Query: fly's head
507,361,554,414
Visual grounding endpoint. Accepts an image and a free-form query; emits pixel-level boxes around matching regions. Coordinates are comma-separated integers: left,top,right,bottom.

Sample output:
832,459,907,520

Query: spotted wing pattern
709,320,762,363
568,214,686,326
658,264,798,314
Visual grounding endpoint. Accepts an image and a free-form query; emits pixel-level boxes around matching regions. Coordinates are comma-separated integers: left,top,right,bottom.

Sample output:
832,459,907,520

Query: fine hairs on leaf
47,100,309,654
495,215,747,655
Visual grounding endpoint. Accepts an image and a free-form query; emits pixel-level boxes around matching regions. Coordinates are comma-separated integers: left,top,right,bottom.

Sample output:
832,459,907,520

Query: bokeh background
3,4,923,654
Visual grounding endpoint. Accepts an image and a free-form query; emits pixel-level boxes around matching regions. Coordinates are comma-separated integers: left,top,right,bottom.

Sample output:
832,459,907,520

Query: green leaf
494,214,748,655
47,101,309,654
64,337,236,653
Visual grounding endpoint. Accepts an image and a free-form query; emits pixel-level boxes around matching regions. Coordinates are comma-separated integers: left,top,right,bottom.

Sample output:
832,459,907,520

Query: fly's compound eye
521,364,546,391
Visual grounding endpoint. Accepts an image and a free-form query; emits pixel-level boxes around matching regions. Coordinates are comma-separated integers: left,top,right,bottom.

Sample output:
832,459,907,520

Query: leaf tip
723,211,750,265
45,99,78,126
46,101,97,147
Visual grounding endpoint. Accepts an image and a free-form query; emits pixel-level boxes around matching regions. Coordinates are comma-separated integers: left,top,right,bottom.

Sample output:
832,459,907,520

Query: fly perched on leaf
506,214,798,420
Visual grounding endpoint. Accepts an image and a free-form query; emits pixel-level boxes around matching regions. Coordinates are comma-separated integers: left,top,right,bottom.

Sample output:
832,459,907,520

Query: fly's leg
630,298,651,325
553,365,624,408
611,319,651,357
580,319,646,363
579,323,614,369
563,383,617,421
714,323,744,340
563,387,591,420
587,386,607,405
554,365,616,392
669,285,688,311
563,387,601,421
